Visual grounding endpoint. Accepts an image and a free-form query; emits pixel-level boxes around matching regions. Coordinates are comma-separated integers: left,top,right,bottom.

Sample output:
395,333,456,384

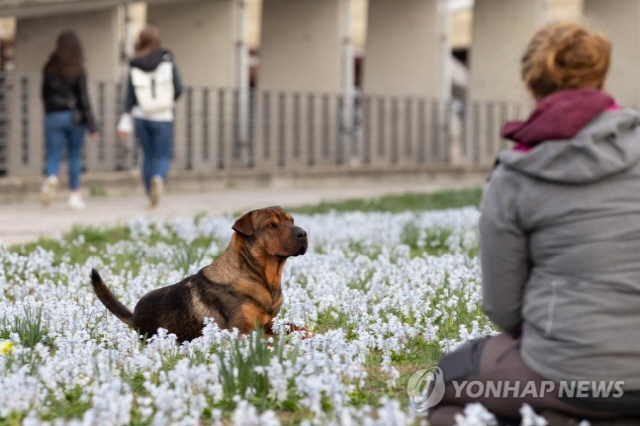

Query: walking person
117,25,183,207
41,30,98,210
427,22,640,425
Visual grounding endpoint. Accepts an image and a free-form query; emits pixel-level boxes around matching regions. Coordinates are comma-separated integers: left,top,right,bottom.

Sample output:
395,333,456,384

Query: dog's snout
294,227,307,240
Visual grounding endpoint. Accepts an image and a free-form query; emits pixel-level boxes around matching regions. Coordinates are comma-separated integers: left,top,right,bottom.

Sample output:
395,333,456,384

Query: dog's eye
267,223,277,229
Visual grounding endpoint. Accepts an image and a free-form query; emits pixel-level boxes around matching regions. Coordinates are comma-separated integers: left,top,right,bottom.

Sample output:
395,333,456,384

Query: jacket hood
498,109,640,184
130,49,172,71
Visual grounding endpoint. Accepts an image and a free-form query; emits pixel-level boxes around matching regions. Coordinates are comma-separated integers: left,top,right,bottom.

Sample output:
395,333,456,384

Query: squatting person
428,22,640,425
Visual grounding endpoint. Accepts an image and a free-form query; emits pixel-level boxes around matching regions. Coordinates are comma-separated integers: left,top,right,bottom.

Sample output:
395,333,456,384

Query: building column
468,0,549,105
364,0,450,98
584,0,640,108
12,7,122,176
362,0,451,167
258,0,345,93
467,0,546,167
466,0,584,166
255,0,352,169
14,8,121,81
147,0,241,88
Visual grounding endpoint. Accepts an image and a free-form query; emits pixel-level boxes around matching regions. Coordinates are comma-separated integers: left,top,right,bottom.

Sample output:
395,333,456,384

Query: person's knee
437,336,491,384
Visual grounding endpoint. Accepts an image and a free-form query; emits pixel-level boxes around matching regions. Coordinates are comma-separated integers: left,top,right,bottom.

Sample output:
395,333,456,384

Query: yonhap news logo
406,366,445,411
407,367,625,413
448,380,624,400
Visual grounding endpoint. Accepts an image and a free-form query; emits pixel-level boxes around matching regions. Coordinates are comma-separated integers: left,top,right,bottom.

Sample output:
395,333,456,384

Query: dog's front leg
263,319,313,338
283,322,315,338
229,303,273,336
264,318,275,338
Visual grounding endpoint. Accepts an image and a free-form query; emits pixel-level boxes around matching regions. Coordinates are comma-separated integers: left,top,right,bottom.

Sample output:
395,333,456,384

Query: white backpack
130,59,175,114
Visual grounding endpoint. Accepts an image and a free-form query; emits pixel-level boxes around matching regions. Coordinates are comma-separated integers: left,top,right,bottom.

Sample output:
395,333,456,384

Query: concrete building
2,0,638,101
0,0,638,177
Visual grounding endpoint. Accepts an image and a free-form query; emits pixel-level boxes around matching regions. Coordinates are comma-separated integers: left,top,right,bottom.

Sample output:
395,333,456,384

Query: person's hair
521,22,611,100
134,25,162,58
43,30,85,80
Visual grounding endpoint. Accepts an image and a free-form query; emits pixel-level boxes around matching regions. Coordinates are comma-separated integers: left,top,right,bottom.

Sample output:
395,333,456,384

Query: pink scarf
501,89,618,152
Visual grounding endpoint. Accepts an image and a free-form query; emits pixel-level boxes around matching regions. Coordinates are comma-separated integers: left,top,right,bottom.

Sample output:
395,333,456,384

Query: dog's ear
232,211,254,237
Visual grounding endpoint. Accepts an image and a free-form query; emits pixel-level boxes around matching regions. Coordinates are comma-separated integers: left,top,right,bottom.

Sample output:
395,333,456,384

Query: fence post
20,76,29,168
448,99,465,166
306,93,315,166
202,87,210,163
217,88,226,170
0,73,8,175
97,81,106,164
184,87,193,170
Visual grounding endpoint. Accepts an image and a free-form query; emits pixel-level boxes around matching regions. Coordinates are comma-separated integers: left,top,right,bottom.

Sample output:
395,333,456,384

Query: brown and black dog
90,206,309,342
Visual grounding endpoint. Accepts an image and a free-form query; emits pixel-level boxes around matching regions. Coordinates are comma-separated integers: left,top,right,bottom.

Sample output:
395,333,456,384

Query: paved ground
0,175,484,246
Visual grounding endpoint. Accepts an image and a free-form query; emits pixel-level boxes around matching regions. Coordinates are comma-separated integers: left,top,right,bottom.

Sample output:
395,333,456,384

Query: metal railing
0,73,527,177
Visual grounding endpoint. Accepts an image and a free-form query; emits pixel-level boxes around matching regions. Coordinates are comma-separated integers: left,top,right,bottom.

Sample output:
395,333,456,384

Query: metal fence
0,73,528,177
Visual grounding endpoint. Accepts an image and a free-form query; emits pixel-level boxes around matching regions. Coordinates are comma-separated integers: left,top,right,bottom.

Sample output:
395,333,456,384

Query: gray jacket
480,108,640,388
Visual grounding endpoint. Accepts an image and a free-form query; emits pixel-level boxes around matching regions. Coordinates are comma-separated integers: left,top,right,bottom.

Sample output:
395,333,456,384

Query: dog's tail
90,269,134,327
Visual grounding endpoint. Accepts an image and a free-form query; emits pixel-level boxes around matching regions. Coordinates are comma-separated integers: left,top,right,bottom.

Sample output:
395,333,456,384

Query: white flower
0,206,486,425
454,403,497,426
520,403,548,426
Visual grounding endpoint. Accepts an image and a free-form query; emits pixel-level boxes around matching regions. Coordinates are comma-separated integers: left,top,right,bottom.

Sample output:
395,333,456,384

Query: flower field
0,192,514,425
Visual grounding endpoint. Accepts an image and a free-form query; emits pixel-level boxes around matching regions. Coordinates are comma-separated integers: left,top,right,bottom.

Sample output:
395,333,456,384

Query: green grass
216,327,302,412
10,225,131,265
88,183,108,198
7,222,224,278
7,188,483,269
288,187,483,214
348,337,443,408
41,386,92,421
1,306,49,348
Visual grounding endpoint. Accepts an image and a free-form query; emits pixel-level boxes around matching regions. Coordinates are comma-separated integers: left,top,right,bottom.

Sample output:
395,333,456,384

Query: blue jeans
134,118,173,195
44,110,86,190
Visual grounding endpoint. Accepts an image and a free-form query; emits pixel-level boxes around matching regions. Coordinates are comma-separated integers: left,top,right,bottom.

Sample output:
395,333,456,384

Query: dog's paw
286,323,315,339
298,329,315,339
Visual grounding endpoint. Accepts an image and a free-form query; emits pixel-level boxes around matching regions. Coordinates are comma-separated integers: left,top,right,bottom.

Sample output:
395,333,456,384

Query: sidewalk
0,175,484,246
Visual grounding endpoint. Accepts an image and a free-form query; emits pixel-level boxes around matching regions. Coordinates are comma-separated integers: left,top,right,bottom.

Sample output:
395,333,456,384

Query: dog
90,206,309,342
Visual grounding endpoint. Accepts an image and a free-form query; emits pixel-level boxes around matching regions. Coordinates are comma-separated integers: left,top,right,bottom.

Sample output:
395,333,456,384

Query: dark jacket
480,105,640,388
41,71,97,133
124,49,183,114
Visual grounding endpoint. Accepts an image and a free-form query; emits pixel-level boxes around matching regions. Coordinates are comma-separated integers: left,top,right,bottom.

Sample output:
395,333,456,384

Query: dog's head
232,206,308,258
